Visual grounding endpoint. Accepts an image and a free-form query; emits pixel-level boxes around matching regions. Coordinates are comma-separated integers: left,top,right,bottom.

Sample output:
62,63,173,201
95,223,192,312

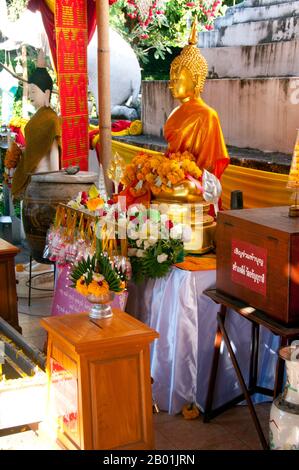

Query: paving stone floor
0,294,271,450
0,404,270,450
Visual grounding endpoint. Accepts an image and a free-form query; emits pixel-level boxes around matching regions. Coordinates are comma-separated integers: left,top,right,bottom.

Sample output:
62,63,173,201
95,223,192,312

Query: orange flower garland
122,150,202,197
4,142,22,169
182,403,200,420
3,141,22,186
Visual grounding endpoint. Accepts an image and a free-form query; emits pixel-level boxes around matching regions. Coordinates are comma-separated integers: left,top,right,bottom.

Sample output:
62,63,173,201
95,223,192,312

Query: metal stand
27,255,56,307
203,289,299,451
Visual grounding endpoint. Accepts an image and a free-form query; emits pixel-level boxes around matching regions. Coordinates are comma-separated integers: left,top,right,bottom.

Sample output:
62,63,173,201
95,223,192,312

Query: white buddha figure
12,52,61,198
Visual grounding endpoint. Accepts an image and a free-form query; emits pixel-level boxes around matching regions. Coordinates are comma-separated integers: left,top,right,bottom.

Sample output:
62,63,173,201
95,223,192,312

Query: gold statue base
184,218,216,255
152,181,216,254
289,205,299,217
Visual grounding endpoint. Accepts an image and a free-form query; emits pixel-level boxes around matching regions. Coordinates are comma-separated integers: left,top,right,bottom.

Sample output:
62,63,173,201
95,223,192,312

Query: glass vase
269,345,299,450
87,291,115,319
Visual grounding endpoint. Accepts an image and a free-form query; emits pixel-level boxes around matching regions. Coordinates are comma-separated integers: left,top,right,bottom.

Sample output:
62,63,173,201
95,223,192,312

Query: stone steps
199,0,299,47
243,0,295,7
199,15,299,47
217,0,299,27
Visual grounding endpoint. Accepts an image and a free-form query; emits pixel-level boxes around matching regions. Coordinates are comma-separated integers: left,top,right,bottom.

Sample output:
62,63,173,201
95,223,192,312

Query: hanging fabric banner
55,0,89,170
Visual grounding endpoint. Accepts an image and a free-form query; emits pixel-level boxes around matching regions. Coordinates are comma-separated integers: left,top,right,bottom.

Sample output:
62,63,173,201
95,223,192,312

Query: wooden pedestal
0,238,21,333
41,309,159,450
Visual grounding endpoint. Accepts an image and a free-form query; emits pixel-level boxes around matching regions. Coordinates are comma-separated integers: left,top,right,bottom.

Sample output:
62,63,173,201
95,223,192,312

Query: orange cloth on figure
164,97,229,179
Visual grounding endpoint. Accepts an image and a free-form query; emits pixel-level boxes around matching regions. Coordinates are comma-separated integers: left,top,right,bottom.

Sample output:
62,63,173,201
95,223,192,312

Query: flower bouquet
45,185,127,266
70,241,129,319
126,204,192,283
67,184,105,213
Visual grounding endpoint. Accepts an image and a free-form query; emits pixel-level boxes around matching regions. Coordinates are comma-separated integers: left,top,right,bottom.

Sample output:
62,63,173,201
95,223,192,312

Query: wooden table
41,309,159,450
0,238,21,333
203,289,299,450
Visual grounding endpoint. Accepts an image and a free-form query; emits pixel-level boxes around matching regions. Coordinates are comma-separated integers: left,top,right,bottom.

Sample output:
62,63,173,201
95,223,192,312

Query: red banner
231,239,267,296
55,0,89,170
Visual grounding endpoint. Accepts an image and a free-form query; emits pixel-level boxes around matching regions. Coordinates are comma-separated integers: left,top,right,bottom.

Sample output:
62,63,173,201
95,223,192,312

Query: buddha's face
29,83,50,109
169,66,197,102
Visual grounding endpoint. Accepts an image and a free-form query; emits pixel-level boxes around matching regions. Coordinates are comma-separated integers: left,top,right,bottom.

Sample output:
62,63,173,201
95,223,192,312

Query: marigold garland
122,150,202,197
3,141,23,186
4,142,22,169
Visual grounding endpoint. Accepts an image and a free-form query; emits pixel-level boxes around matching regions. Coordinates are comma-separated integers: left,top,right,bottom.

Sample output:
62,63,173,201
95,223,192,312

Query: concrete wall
142,78,299,154
202,40,299,78
142,81,179,138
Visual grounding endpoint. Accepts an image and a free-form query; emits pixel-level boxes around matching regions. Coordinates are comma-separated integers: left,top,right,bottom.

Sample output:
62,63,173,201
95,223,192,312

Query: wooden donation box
0,238,21,332
41,309,159,450
216,206,299,325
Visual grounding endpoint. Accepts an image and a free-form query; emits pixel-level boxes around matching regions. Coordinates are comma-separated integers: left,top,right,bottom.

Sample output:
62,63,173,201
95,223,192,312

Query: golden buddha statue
120,19,229,252
155,18,229,252
164,17,229,181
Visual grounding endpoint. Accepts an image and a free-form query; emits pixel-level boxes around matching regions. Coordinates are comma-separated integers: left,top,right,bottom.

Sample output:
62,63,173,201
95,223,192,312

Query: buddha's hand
202,170,222,213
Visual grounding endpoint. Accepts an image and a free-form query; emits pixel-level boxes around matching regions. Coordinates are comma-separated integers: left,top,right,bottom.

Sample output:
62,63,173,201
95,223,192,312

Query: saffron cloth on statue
164,18,229,180
12,57,61,198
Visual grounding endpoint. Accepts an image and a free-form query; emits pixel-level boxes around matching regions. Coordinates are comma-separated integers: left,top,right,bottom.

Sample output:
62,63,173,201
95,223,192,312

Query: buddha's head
28,52,53,110
169,18,208,102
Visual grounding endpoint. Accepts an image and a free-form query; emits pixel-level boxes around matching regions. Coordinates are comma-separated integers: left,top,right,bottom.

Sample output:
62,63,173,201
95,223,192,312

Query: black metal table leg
217,312,268,450
203,304,226,422
249,323,259,390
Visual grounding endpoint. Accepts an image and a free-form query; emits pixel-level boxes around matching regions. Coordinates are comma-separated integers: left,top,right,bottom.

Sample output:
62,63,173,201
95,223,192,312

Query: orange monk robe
164,97,229,179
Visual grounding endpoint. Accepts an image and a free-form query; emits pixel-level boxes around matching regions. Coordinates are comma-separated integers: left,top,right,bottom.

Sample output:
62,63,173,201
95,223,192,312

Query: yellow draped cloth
164,97,230,179
11,106,61,198
221,165,290,209
111,140,291,209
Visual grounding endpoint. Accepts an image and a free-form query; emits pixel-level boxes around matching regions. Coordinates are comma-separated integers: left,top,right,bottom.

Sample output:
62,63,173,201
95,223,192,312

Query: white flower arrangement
126,204,190,282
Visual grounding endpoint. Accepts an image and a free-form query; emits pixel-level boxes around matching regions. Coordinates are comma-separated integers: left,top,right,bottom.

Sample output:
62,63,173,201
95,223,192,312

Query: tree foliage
6,0,28,21
110,0,243,65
